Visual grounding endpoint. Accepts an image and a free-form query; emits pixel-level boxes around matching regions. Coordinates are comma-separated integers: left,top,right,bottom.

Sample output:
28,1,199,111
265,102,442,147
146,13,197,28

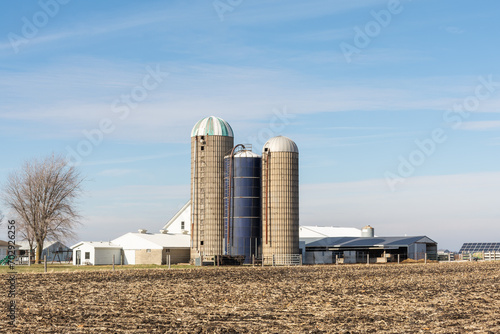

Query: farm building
70,204,192,266
71,241,122,265
0,240,20,262
17,240,72,263
112,231,190,265
71,231,190,266
161,201,191,234
303,236,438,264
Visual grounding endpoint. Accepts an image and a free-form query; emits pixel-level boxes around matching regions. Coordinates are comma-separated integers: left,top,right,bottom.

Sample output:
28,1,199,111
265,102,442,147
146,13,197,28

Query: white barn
161,201,191,234
71,241,122,265
112,231,190,265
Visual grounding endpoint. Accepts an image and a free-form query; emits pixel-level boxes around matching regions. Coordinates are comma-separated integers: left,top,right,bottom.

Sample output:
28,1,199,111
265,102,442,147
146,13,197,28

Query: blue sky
1,0,499,251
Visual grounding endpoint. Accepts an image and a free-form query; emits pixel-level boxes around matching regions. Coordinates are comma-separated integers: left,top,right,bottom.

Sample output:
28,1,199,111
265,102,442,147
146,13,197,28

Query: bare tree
2,154,84,263
15,215,36,260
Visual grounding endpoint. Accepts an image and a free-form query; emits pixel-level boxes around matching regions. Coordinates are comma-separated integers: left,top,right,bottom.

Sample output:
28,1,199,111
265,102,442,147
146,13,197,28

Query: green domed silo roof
191,116,234,137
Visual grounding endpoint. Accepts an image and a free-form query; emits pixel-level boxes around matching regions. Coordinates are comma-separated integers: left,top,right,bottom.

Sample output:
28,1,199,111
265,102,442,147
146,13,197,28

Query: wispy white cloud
445,26,465,34
227,0,390,25
287,28,354,42
0,59,489,144
293,131,421,148
97,169,135,177
320,126,397,130
82,153,183,167
460,121,500,131
0,5,185,54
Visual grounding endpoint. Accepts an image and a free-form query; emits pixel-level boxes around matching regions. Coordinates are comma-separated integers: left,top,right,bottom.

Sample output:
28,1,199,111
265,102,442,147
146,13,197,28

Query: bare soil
1,262,500,333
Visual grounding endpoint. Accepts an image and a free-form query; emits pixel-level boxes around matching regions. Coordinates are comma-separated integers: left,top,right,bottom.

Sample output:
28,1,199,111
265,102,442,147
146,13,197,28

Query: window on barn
146,249,151,253
181,221,185,230
165,249,170,253
85,252,90,260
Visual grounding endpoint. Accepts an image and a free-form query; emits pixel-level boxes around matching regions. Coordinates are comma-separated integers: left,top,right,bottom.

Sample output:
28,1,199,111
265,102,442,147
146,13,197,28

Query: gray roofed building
303,236,437,265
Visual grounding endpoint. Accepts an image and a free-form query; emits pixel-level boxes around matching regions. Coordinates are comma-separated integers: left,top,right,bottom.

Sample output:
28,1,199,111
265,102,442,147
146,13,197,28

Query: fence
262,254,302,266
484,252,500,261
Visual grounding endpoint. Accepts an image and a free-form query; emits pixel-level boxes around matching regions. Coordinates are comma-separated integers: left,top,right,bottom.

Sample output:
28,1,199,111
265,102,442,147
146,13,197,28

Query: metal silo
261,136,299,265
224,148,261,264
191,116,234,263
361,225,374,238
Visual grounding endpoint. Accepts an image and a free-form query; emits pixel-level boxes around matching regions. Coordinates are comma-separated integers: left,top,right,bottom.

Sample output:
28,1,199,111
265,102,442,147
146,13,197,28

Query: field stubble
1,262,500,333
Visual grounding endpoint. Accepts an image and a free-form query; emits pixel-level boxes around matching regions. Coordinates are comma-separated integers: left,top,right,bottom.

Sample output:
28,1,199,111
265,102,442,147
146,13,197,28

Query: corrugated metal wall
224,154,261,263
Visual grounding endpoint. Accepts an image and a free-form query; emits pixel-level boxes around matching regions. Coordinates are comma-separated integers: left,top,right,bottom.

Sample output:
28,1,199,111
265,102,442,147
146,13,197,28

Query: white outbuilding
71,241,122,265
112,231,190,265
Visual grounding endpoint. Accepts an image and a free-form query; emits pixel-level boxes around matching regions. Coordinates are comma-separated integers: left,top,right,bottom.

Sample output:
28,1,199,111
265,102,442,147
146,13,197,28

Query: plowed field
1,262,500,333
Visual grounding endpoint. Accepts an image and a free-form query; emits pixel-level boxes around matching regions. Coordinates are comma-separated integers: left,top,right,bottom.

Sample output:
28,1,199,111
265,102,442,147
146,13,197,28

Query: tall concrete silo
191,116,234,262
261,135,299,264
224,148,261,264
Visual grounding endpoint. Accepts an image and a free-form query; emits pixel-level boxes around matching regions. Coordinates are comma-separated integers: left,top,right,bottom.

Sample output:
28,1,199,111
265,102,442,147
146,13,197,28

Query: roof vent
138,229,147,234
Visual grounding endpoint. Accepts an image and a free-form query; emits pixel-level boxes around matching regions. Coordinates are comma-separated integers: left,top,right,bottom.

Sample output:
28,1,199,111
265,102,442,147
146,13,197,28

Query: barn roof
70,241,122,249
305,236,437,249
112,232,190,250
0,240,20,248
17,240,69,250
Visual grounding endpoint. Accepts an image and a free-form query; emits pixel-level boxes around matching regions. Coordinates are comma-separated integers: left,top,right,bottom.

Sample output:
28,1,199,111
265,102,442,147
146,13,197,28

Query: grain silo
224,147,261,264
261,135,299,265
361,225,375,238
190,116,234,263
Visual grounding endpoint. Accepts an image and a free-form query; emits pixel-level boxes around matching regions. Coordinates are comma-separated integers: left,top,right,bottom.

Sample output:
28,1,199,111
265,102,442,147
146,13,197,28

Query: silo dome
263,135,298,153
191,116,233,137
234,150,260,158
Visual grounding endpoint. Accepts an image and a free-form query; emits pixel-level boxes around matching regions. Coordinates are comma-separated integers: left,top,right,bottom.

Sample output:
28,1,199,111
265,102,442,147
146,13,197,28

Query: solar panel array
459,243,500,253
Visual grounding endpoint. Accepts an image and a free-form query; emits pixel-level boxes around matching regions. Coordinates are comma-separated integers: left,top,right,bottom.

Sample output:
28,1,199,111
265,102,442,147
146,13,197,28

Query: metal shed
304,236,438,264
